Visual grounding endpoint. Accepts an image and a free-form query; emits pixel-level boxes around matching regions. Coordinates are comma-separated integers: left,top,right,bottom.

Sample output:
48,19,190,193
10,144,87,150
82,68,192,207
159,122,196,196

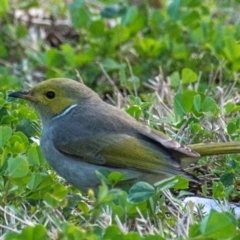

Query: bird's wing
137,127,200,158
54,133,195,178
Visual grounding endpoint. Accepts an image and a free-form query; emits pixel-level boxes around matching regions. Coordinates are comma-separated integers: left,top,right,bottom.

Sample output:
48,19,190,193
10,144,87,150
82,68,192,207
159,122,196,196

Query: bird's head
9,78,99,124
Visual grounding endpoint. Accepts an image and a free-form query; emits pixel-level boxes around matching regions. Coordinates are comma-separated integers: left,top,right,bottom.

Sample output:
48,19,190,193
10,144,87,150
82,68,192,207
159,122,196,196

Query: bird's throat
53,104,77,120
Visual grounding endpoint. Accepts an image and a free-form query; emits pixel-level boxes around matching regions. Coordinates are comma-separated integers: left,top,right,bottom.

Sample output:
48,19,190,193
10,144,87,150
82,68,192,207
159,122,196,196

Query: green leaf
126,105,142,119
78,201,90,217
122,232,141,240
103,58,126,71
101,6,126,19
193,94,201,112
220,173,234,187
121,6,138,26
27,145,45,166
181,68,198,84
44,191,67,208
126,76,140,90
200,210,236,239
135,37,162,57
108,172,126,185
89,20,105,37
0,0,9,15
9,132,29,153
21,225,47,240
181,91,196,112
202,97,219,115
223,37,240,62
61,44,75,67
225,102,236,114
212,182,225,199
189,224,201,238
167,0,180,20
16,24,28,38
154,176,179,190
103,225,122,239
27,173,45,190
170,71,180,87
174,93,185,119
227,122,236,135
172,176,189,189
69,0,90,28
96,169,111,183
46,48,63,67
0,126,12,148
7,156,29,178
128,182,155,203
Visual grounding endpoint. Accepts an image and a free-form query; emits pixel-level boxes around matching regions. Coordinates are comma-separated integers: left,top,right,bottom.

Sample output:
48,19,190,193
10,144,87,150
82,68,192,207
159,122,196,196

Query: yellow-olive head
9,78,99,124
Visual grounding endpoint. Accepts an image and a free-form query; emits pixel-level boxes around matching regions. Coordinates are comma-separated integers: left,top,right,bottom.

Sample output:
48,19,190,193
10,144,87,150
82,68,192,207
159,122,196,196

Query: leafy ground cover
1,0,240,239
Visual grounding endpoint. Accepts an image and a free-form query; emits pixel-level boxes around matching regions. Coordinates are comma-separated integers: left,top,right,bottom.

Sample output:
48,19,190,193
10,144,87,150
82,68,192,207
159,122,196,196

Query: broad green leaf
190,123,202,134
7,156,29,178
144,236,165,240
227,122,236,135
0,0,9,15
96,169,111,183
78,201,90,217
27,172,45,190
121,6,138,26
173,43,189,59
220,173,234,187
21,225,47,240
0,126,12,147
181,68,198,84
128,182,155,203
202,97,219,115
135,37,162,57
61,44,75,67
174,93,185,118
181,91,196,112
172,176,189,189
126,76,140,90
44,192,67,208
89,20,105,37
170,71,180,87
126,105,142,119
154,176,179,190
27,144,45,166
122,232,141,240
167,0,180,20
101,5,125,19
200,210,236,239
46,48,63,67
103,225,122,239
193,94,201,112
189,224,201,238
103,58,126,71
223,37,240,62
52,183,68,199
108,172,126,185
69,0,90,28
9,132,29,153
225,102,236,114
16,24,28,38
212,182,225,199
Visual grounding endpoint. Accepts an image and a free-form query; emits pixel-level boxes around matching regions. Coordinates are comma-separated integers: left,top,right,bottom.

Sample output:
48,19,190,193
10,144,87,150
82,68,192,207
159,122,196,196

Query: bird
9,78,202,191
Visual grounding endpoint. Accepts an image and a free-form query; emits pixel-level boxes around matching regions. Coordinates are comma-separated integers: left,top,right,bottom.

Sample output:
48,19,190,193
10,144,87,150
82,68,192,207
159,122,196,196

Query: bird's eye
46,91,55,99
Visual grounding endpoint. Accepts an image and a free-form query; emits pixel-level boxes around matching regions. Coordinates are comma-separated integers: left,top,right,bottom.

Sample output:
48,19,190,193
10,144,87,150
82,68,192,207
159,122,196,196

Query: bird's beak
8,90,35,101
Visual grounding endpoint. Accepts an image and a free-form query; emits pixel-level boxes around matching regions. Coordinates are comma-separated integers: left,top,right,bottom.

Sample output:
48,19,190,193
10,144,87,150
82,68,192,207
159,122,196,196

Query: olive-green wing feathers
54,130,199,180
